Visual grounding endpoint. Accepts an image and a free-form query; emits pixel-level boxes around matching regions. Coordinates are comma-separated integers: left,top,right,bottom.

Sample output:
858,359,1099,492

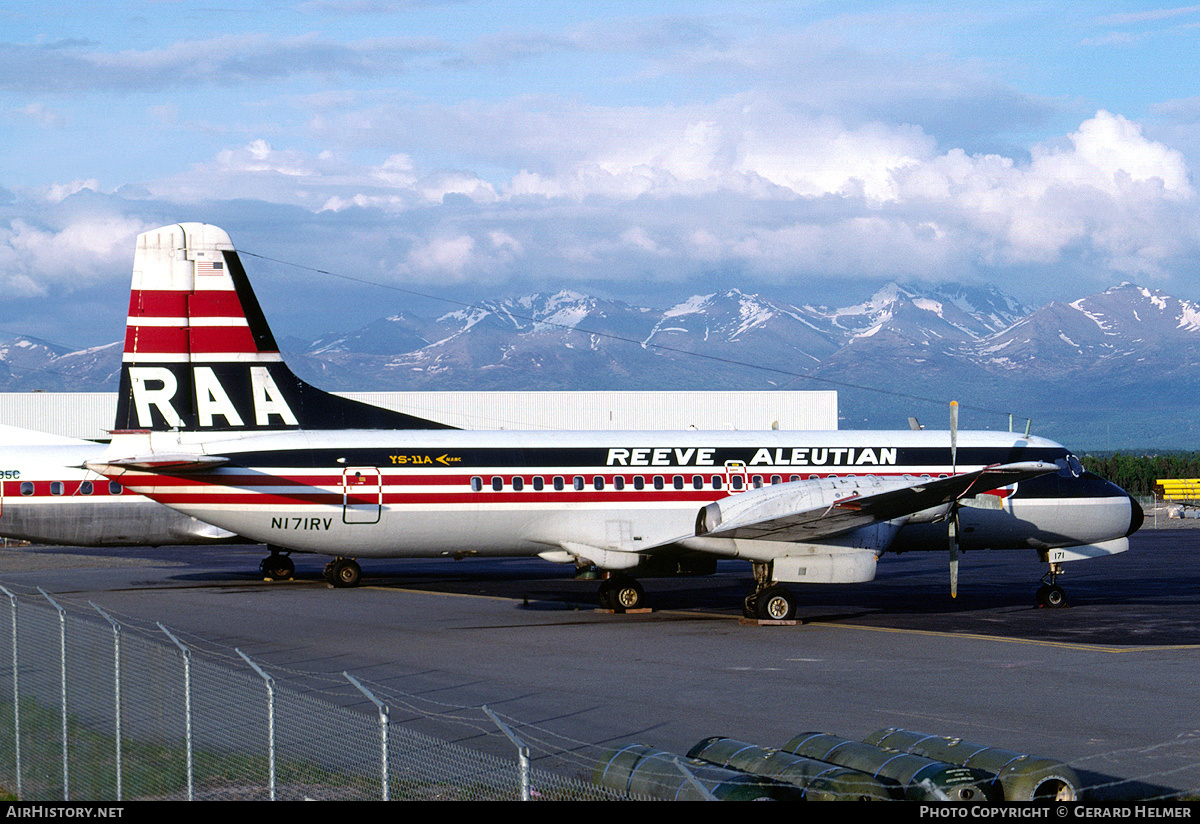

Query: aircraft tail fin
115,223,454,432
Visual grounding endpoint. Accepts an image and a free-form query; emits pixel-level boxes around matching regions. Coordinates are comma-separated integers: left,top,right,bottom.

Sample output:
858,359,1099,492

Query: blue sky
3,1,1200,347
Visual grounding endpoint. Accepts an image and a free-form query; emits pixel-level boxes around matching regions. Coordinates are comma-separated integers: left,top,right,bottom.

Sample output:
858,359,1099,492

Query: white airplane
0,423,240,547
87,223,1143,618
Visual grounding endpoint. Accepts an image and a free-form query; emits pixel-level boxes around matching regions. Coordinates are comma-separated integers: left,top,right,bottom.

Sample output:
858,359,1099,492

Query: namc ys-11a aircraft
87,223,1143,619
0,423,241,547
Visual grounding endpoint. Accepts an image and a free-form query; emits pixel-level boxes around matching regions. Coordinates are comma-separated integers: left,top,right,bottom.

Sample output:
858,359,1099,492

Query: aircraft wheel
1036,584,1067,608
754,585,797,621
742,593,758,620
612,578,644,611
597,580,615,610
599,576,644,612
261,554,294,581
328,558,362,588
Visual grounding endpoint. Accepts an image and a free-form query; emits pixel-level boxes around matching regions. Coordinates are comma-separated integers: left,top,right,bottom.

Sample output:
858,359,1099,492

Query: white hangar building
0,391,838,441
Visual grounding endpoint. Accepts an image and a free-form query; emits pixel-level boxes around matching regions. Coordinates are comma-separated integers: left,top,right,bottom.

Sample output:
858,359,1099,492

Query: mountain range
4,281,1198,450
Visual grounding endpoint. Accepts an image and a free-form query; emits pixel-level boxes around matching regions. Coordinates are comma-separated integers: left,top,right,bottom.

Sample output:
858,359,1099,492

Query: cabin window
711,475,723,489
692,475,703,490
731,475,744,490
553,476,565,491
613,476,625,490
20,482,32,496
771,475,782,485
752,475,764,488
593,476,604,490
653,475,664,490
79,481,93,495
633,476,645,490
512,476,524,491
532,476,544,491
50,482,64,496
109,482,123,495
573,476,584,491
471,477,483,492
491,476,503,491
673,476,684,490
789,475,800,482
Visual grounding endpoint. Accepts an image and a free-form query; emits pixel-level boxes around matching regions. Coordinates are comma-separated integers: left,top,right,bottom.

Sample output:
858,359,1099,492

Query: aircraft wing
695,461,1055,543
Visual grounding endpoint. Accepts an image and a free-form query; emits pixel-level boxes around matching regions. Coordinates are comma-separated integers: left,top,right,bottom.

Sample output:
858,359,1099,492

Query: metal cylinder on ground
593,743,806,800
687,736,891,800
865,728,1081,801
784,732,1000,802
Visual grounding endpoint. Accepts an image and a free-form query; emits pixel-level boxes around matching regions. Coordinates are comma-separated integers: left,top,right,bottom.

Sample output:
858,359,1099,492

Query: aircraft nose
1126,493,1144,536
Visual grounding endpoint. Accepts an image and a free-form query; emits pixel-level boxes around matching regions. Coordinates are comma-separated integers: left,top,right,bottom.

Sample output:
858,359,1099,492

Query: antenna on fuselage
1009,413,1033,437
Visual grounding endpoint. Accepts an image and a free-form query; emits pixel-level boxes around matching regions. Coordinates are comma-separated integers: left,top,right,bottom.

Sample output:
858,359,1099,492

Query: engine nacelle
773,550,878,584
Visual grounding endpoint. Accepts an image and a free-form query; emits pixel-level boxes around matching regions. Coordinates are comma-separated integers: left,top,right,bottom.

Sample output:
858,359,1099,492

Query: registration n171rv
88,224,1143,620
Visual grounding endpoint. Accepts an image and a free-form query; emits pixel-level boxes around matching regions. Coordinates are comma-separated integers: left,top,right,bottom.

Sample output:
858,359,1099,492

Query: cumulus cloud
135,105,1199,298
0,214,150,296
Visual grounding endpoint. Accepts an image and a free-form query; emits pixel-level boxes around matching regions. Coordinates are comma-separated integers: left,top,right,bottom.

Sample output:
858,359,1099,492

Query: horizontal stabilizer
86,454,229,474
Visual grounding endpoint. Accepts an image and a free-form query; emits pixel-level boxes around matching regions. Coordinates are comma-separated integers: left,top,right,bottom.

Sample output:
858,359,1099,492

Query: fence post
0,586,20,800
344,673,388,801
90,603,123,801
158,624,193,801
482,705,530,801
236,650,276,801
37,589,68,801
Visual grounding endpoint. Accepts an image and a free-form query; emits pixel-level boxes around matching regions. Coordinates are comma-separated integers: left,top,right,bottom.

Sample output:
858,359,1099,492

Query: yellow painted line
360,584,501,601
805,620,1200,653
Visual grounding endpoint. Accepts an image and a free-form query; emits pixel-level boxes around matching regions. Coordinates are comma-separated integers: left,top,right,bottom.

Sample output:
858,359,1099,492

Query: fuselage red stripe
1,480,128,497
119,490,723,506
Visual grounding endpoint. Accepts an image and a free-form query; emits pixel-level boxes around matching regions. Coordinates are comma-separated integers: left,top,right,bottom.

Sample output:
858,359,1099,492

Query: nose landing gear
1036,563,1067,608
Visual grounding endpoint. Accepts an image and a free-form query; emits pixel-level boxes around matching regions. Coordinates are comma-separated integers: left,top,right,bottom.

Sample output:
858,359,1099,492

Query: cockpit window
1056,454,1084,478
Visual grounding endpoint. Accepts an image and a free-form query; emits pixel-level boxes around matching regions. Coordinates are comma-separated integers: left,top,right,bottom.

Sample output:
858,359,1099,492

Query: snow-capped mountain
6,281,1200,447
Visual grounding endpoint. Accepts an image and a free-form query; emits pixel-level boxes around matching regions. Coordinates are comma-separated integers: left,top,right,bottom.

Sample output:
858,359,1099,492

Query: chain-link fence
0,587,633,801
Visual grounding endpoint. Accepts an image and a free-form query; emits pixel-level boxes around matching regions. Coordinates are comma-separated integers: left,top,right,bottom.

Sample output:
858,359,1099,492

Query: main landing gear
324,557,362,588
742,562,798,621
260,547,295,581
259,548,364,587
597,574,646,612
1036,562,1068,608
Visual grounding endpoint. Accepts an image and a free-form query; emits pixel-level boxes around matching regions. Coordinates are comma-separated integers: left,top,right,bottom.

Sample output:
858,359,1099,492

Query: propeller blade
949,511,959,599
950,400,958,474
